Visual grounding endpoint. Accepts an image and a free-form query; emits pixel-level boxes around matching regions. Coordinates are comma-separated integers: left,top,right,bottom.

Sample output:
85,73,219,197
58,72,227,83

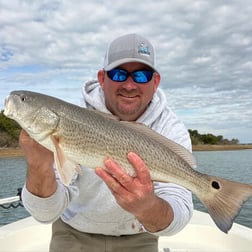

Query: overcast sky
1,0,252,143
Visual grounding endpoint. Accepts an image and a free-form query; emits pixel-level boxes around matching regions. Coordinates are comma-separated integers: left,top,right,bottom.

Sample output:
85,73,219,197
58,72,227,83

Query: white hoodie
22,80,193,236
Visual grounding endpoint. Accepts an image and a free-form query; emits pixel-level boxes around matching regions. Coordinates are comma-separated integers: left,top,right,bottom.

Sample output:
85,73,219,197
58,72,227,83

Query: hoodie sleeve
21,169,80,224
150,182,193,236
22,182,70,223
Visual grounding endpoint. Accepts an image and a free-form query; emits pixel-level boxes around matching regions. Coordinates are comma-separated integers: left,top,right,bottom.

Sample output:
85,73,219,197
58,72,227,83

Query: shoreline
0,148,24,158
192,144,252,151
1,144,252,158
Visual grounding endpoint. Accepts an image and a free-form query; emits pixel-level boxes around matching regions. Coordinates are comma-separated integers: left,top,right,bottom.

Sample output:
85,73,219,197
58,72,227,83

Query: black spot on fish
212,181,220,190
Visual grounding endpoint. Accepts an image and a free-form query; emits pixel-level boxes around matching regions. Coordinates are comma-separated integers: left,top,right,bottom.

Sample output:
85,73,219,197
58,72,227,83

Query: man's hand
19,130,54,167
19,129,57,197
95,152,174,232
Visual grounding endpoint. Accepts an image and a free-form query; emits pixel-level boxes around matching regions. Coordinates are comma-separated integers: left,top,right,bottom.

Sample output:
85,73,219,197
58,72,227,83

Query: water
193,149,252,229
0,157,30,226
0,150,252,229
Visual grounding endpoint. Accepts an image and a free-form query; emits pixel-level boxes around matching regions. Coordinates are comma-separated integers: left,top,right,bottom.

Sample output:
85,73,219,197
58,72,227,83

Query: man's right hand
19,129,54,167
19,129,57,197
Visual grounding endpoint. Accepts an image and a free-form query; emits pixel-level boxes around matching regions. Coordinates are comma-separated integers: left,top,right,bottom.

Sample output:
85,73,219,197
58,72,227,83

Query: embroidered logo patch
138,43,150,56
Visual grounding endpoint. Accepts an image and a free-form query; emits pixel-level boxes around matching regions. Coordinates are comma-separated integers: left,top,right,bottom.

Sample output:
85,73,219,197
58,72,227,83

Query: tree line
0,110,21,147
0,110,239,147
188,129,239,145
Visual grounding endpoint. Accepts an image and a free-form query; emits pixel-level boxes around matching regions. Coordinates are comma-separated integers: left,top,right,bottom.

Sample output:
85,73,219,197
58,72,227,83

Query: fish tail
198,176,252,233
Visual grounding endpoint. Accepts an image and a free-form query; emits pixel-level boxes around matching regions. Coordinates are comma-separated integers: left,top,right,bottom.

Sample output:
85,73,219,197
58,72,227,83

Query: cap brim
104,58,158,72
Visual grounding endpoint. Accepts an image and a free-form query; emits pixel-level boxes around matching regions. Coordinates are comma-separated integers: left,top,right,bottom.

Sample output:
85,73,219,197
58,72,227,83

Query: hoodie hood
81,80,167,127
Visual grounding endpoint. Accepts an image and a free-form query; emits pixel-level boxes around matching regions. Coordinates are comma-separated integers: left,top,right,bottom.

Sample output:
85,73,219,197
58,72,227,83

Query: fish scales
58,107,195,185
4,90,252,234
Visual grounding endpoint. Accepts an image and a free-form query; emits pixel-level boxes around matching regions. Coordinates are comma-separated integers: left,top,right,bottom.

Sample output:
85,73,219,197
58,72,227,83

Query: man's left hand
95,152,154,215
95,152,174,232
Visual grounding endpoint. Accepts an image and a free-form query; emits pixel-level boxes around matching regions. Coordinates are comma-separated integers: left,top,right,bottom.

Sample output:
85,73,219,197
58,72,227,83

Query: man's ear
97,70,105,89
153,72,161,91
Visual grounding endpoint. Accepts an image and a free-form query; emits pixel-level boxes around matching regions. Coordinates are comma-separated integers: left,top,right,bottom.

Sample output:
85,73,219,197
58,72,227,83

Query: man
20,33,193,252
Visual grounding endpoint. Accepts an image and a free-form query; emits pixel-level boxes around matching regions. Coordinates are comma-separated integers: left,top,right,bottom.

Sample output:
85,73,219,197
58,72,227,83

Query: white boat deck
0,210,251,252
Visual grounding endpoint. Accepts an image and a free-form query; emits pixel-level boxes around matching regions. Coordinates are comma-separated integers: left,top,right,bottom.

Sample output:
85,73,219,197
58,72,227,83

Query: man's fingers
104,159,133,188
127,152,151,184
95,167,128,194
95,167,117,190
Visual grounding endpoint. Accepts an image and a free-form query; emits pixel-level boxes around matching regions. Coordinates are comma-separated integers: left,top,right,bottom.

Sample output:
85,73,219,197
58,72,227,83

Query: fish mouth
3,95,14,118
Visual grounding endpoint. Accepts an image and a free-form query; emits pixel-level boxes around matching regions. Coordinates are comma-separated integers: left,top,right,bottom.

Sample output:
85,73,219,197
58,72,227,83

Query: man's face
98,62,160,121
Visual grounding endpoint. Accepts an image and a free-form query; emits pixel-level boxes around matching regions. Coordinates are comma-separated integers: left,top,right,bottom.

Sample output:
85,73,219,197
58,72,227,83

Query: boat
0,209,252,252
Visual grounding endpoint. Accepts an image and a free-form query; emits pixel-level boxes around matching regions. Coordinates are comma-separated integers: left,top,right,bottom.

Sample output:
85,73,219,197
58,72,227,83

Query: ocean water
0,150,252,229
193,149,252,229
0,157,29,225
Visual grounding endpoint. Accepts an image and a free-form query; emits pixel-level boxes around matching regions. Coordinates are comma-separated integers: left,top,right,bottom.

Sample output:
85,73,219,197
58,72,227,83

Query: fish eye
20,95,27,102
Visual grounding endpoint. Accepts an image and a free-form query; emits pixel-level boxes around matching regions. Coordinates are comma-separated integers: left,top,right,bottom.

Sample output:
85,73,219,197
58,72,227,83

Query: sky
0,0,252,143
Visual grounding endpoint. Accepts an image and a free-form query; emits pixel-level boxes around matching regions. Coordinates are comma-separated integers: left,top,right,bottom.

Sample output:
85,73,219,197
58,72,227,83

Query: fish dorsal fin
86,109,196,168
120,121,197,169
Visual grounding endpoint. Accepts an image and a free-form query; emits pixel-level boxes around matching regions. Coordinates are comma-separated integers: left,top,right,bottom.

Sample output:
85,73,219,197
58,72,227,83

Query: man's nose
121,76,137,90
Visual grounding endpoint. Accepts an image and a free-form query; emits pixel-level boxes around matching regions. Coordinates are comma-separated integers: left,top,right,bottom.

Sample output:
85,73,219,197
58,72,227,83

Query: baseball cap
103,33,158,72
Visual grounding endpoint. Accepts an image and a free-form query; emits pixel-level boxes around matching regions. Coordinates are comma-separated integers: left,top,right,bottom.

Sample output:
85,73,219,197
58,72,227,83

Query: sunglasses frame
106,68,154,84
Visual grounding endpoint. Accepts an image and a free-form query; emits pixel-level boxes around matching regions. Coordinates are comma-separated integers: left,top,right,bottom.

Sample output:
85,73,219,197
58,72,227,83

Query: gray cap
104,33,158,72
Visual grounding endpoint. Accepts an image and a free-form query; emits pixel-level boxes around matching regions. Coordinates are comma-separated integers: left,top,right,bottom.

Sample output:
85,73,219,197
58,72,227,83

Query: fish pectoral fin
54,153,81,186
60,160,80,185
51,135,77,186
75,164,82,175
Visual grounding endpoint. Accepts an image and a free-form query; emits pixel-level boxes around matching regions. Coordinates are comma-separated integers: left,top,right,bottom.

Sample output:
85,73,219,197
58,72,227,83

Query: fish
4,90,252,234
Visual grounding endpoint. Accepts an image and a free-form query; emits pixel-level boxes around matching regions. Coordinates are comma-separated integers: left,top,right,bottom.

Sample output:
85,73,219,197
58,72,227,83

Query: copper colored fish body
4,90,252,233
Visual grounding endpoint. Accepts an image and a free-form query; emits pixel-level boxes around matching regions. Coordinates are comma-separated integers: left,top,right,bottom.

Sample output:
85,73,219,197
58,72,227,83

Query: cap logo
138,43,150,56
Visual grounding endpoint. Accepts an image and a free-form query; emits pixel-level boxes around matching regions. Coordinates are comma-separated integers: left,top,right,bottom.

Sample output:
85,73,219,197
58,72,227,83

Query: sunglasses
107,68,154,84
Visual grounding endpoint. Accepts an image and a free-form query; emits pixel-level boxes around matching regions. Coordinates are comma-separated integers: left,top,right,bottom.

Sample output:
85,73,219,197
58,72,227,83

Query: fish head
4,91,32,123
4,90,59,138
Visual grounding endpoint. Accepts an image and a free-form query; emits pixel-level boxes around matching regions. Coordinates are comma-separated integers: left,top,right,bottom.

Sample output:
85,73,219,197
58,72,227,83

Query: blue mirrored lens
133,71,153,83
107,69,153,83
107,69,128,82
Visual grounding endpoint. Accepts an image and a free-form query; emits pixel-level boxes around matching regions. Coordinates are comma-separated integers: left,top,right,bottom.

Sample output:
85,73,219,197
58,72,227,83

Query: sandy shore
1,144,252,158
192,144,252,151
0,148,24,158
